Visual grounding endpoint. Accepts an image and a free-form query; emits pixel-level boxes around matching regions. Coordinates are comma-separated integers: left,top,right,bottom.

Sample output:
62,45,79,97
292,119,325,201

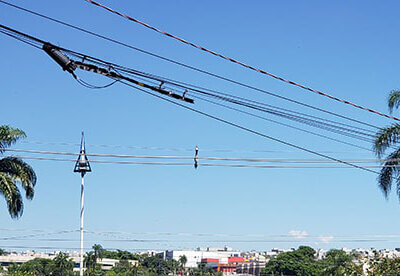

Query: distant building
201,256,244,274
0,251,137,272
165,247,241,268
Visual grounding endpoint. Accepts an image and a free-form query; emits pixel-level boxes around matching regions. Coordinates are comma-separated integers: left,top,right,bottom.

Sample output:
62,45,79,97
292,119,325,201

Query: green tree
262,246,321,276
166,259,179,275
84,251,102,275
92,244,104,262
179,255,187,275
140,255,169,275
0,125,37,218
111,259,136,275
374,91,400,200
368,256,400,275
321,249,362,276
13,258,54,275
52,252,75,276
101,248,138,261
187,263,214,276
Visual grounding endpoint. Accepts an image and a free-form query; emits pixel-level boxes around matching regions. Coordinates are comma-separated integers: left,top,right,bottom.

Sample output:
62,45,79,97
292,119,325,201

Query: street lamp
74,132,91,276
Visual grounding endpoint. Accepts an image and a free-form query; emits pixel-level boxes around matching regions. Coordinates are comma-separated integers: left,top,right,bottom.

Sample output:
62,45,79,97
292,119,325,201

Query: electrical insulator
42,43,76,74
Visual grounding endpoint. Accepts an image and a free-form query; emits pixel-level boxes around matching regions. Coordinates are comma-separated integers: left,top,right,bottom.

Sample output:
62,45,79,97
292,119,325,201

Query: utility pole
74,132,91,276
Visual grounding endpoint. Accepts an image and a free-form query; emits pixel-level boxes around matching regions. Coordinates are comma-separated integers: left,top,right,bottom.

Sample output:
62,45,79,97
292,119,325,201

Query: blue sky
1,0,400,252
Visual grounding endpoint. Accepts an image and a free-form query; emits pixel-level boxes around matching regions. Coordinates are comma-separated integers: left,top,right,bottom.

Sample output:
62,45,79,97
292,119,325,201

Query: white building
165,247,241,268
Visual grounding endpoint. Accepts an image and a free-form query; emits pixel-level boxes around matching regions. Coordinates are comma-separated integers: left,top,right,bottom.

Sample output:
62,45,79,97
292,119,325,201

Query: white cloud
289,230,308,239
318,235,334,243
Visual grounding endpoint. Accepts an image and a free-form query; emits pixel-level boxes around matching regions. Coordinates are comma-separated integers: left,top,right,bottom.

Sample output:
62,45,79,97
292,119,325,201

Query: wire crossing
0,23,379,174
0,23,381,149
85,0,400,122
0,0,383,131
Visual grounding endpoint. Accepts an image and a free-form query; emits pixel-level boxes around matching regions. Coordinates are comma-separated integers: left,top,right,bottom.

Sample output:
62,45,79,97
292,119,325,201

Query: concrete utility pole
74,132,91,276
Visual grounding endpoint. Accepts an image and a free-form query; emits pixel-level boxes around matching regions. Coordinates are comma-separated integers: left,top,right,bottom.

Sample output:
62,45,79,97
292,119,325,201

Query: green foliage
262,247,362,276
187,263,214,276
140,255,169,275
374,92,400,201
368,256,400,275
388,90,400,113
8,258,54,275
0,126,26,153
0,125,36,218
110,260,137,275
101,249,139,261
321,249,363,275
52,252,75,276
6,253,75,276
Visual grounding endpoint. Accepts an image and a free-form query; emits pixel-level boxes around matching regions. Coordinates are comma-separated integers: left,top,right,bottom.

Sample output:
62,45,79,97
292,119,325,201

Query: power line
0,0,382,130
18,140,374,154
3,155,398,169
186,91,376,142
114,81,379,174
190,94,373,151
1,148,392,163
66,46,380,142
84,0,400,122
0,24,384,145
0,24,380,173
2,227,400,239
113,67,379,140
2,23,377,144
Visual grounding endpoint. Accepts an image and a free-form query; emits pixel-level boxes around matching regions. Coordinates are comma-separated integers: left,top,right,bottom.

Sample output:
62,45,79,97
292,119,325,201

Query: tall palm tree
179,255,187,275
92,244,104,264
0,125,36,218
374,90,400,199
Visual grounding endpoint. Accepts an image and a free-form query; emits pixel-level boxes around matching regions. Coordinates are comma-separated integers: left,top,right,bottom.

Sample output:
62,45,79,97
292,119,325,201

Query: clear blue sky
1,0,400,252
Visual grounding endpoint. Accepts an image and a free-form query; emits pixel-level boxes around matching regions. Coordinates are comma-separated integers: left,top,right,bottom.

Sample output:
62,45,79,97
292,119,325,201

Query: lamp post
74,132,91,276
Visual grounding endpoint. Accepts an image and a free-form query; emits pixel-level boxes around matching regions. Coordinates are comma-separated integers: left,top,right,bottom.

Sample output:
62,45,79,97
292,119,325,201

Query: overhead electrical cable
116,69,378,139
0,24,379,146
56,43,379,142
189,94,373,151
84,0,400,122
4,155,399,169
132,74,377,134
18,140,374,154
115,81,380,174
0,24,379,173
186,91,375,141
2,148,396,163
3,227,400,239
110,66,378,141
0,0,382,130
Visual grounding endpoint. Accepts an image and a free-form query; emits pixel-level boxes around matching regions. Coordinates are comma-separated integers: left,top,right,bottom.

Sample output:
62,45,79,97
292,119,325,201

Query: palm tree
92,244,104,263
179,255,187,275
84,251,96,275
0,125,36,218
53,252,75,276
374,90,400,199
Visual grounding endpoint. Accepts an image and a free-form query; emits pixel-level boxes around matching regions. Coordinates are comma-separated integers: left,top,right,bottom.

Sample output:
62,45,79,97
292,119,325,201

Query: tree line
262,246,400,276
1,244,218,276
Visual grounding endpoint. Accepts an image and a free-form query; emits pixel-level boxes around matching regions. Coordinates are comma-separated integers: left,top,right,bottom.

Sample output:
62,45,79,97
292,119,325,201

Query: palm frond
0,125,26,153
0,157,36,199
388,90,400,113
0,172,23,218
374,124,400,157
378,149,400,199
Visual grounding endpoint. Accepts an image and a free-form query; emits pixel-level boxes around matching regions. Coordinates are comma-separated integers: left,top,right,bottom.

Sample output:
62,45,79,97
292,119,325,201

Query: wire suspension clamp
42,43,194,104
